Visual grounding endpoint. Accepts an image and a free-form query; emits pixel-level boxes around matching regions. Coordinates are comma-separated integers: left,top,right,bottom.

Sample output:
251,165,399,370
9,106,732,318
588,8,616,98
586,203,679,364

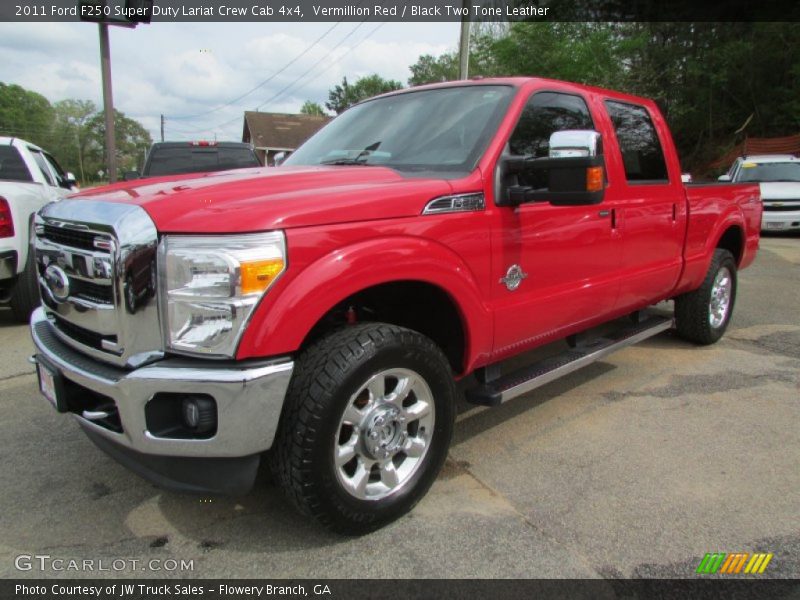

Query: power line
253,21,370,111
177,20,385,137
261,22,386,111
167,21,342,121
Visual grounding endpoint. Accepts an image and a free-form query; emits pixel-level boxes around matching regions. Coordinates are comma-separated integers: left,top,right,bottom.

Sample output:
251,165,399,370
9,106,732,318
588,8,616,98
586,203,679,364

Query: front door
490,91,623,359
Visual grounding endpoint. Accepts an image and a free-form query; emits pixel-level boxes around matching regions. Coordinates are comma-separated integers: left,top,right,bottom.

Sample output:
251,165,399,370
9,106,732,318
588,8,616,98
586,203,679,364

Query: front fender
236,234,492,371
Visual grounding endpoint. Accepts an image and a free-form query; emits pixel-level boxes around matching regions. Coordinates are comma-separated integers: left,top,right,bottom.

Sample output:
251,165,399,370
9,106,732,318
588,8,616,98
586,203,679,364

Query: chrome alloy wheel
709,266,733,329
334,368,435,501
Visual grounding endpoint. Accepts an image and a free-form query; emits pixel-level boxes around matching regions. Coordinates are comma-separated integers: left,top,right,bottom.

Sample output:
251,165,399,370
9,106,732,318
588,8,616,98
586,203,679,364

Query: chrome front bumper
30,307,294,459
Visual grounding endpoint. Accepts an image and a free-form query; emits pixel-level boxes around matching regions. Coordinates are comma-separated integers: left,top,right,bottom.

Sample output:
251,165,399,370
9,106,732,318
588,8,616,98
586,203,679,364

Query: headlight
159,231,286,357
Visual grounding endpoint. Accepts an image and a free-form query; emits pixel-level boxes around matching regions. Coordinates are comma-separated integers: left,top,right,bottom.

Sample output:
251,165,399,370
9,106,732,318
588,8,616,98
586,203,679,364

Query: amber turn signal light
586,166,604,192
240,258,285,295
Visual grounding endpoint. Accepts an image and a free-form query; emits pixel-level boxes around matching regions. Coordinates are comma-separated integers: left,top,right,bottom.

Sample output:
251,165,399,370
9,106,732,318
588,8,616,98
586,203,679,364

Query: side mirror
273,151,287,167
63,172,78,189
122,170,141,181
501,130,605,207
717,174,731,182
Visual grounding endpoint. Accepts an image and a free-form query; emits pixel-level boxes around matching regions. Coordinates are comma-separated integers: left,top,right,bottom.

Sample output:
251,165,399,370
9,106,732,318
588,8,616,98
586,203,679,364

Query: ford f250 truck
30,78,761,534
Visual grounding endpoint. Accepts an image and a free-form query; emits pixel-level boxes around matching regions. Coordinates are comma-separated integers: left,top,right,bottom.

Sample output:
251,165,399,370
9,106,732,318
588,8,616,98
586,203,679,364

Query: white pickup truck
0,137,77,321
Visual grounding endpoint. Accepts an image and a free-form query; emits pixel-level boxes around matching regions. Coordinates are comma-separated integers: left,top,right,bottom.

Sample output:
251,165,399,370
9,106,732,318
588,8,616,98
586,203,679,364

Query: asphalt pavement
0,235,797,579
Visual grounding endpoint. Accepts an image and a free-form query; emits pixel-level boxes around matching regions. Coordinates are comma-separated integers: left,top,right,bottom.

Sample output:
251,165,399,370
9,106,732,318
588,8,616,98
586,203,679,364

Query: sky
0,21,460,142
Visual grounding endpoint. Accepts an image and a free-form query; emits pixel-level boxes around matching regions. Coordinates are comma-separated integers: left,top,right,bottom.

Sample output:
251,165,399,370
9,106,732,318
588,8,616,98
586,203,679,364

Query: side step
465,314,673,407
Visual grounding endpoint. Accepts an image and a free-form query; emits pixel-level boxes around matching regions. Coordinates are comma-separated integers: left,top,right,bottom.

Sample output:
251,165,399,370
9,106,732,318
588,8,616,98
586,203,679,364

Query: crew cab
720,154,800,232
0,137,76,321
29,78,761,534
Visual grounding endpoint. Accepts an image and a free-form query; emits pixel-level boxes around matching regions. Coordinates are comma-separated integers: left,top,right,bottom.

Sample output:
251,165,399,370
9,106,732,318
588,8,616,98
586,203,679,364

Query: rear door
600,100,686,309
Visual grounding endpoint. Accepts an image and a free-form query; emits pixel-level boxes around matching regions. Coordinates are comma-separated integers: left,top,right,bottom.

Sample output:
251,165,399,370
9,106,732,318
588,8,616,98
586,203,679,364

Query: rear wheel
9,247,40,323
675,249,737,345
270,323,456,534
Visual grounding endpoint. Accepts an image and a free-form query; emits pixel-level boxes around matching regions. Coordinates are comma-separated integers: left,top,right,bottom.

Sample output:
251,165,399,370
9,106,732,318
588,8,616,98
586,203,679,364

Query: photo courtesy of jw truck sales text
0,0,798,593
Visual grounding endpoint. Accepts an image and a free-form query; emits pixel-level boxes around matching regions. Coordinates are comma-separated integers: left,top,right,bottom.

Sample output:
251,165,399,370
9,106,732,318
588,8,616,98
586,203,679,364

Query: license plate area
765,221,787,230
36,357,68,413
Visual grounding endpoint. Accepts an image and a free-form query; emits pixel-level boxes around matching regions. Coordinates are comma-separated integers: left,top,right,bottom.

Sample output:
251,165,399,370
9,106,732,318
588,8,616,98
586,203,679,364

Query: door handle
598,209,616,229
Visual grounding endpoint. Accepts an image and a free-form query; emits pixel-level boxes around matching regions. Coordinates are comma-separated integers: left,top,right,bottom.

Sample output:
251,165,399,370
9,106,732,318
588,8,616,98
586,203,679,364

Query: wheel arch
237,235,492,375
715,223,745,266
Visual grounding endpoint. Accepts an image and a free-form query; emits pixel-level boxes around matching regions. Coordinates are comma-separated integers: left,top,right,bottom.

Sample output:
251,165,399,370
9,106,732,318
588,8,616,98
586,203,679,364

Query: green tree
49,99,97,182
0,82,54,145
408,22,800,174
84,109,152,180
325,74,403,114
300,100,326,116
408,53,459,86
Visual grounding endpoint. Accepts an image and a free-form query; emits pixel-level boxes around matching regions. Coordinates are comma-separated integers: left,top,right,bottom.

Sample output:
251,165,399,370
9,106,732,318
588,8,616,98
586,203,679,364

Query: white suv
720,154,800,232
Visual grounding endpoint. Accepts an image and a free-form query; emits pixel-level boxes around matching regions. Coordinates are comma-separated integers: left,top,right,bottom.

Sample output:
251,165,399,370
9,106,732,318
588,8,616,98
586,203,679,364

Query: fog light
182,396,216,434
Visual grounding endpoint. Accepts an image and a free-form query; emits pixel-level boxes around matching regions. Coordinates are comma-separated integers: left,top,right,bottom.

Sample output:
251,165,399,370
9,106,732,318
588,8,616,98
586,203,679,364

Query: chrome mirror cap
548,130,602,158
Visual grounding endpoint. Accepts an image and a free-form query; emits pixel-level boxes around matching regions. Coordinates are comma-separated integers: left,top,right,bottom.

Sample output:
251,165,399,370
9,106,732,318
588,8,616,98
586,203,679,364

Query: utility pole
160,114,165,142
81,0,151,183
75,130,86,183
98,23,117,183
458,0,471,80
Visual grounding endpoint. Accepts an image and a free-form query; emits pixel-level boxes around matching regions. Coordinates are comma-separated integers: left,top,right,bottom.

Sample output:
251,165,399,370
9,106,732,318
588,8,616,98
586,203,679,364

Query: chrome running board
465,315,673,407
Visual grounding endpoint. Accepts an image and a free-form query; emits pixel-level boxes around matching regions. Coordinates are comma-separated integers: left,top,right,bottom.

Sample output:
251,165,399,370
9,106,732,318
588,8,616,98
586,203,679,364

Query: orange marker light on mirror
240,258,285,295
587,166,604,192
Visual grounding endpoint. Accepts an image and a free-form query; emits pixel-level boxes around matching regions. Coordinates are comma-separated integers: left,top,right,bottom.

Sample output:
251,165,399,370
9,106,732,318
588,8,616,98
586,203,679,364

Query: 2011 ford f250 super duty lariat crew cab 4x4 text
30,78,761,534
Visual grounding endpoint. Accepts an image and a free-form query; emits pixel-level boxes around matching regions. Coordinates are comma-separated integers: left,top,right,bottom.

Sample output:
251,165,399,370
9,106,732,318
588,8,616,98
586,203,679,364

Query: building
242,111,331,166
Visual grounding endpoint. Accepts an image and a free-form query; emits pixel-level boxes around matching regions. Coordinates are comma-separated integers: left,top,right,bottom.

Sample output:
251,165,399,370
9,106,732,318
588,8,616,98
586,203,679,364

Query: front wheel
269,323,456,534
675,249,737,345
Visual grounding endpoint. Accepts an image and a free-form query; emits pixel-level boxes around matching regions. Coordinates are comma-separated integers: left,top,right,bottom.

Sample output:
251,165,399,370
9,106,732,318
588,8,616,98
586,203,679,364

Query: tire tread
269,322,454,534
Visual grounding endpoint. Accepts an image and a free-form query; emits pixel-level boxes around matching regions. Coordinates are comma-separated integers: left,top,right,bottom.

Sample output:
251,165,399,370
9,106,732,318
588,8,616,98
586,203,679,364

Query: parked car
30,78,761,534
719,154,800,232
0,137,77,322
123,141,262,180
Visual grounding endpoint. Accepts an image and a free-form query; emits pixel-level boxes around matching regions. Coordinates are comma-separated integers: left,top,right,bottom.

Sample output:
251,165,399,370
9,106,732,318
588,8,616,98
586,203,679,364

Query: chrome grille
42,224,108,251
763,200,800,212
34,200,164,369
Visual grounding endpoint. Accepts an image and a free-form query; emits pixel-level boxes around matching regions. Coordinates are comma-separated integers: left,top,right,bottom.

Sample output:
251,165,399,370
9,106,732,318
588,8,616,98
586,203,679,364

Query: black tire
675,249,737,345
269,323,457,535
9,247,40,323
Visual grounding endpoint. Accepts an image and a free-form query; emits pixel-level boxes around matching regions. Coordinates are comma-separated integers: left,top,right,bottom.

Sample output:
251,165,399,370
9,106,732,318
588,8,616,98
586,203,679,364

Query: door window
29,149,55,186
508,92,595,189
605,101,669,183
509,92,594,158
43,152,71,188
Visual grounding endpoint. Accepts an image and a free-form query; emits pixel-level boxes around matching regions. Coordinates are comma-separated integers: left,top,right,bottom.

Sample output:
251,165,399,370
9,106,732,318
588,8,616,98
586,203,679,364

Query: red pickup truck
30,78,761,534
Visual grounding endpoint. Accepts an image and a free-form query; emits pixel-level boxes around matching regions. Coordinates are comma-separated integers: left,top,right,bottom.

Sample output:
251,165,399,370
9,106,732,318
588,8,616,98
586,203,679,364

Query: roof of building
242,111,332,151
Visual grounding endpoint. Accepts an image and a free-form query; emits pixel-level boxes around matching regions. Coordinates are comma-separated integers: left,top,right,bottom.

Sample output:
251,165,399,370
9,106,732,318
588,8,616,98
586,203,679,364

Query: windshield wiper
319,158,377,166
319,141,382,166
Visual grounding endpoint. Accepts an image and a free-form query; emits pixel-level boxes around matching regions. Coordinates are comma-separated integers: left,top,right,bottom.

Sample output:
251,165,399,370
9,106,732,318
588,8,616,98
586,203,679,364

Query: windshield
284,85,514,174
736,162,800,183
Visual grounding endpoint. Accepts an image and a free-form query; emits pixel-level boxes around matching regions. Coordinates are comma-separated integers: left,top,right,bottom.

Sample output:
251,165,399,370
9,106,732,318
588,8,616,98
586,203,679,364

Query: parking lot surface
0,235,797,579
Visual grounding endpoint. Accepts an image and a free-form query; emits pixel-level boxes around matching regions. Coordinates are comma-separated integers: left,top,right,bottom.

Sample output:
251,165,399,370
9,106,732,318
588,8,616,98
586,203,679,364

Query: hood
759,181,800,200
72,166,454,233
